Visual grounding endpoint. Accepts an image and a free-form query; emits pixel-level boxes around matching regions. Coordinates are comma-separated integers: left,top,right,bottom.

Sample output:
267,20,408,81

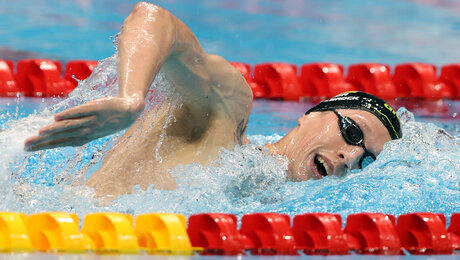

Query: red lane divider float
239,213,297,255
0,59,97,97
392,63,455,99
0,60,20,97
64,60,98,89
344,213,403,255
448,213,460,250
187,213,244,255
1,59,460,100
439,64,460,99
396,213,454,255
241,62,460,100
253,63,302,100
300,63,355,98
346,63,397,99
292,213,349,255
15,59,71,97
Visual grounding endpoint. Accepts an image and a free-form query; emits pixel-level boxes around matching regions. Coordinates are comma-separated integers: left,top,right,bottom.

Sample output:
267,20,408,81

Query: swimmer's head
305,91,402,140
266,91,401,181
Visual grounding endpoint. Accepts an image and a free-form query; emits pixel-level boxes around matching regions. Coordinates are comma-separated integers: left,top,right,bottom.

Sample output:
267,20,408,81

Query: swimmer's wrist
120,95,146,116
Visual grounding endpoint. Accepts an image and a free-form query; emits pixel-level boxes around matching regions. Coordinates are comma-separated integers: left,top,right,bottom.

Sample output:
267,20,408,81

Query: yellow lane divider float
27,212,94,253
0,212,194,255
81,213,138,254
135,213,201,255
0,212,32,252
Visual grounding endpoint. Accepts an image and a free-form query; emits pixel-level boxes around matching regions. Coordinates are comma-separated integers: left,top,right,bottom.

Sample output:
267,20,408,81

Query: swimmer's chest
88,106,245,194
117,108,241,167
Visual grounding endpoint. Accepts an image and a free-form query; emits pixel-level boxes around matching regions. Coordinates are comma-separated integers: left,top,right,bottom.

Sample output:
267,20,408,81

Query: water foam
0,53,458,221
98,109,459,222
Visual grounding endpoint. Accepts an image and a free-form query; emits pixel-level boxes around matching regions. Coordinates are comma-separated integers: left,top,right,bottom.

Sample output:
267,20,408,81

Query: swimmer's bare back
25,2,253,198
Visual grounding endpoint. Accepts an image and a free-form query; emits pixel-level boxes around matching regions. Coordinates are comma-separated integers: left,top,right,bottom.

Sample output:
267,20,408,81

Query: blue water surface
2,0,460,66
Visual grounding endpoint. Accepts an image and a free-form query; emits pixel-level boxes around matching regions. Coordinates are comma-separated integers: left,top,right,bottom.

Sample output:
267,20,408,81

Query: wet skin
265,109,392,181
24,2,393,198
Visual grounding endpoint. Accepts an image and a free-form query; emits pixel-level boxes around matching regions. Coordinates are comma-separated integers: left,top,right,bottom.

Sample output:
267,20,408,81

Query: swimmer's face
285,109,392,181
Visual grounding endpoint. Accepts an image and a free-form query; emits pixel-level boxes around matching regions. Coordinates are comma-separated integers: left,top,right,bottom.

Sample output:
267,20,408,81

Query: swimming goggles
333,110,376,169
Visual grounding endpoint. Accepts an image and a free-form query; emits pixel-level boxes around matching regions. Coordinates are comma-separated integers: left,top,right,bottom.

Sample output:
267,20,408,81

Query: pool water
3,0,460,66
0,55,458,221
0,0,459,241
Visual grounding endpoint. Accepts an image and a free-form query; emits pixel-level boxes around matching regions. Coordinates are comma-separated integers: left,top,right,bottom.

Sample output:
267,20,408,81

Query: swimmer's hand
24,97,145,151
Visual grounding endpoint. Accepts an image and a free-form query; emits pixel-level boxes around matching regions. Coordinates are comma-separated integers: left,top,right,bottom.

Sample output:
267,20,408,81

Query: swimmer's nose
335,145,363,175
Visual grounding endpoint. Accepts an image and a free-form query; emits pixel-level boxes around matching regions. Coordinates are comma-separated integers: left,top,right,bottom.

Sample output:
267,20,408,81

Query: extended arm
25,2,208,151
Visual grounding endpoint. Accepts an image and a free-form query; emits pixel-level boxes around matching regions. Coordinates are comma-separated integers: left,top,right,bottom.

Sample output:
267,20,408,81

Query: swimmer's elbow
130,2,175,25
131,2,162,14
129,2,204,58
127,2,177,45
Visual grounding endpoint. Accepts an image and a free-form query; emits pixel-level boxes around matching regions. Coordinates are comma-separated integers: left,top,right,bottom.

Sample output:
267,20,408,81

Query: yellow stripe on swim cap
373,107,400,139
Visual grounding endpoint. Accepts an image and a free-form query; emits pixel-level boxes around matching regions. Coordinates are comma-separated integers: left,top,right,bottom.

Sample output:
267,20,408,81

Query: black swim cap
305,91,402,140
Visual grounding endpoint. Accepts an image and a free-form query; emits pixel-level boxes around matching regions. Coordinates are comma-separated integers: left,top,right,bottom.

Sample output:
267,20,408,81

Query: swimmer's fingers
25,97,142,151
54,101,101,121
55,97,144,121
25,117,96,151
38,116,95,136
25,137,91,152
27,127,94,150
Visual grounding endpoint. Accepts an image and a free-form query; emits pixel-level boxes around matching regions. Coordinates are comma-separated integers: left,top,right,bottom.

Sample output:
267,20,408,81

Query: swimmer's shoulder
204,54,253,112
202,54,253,141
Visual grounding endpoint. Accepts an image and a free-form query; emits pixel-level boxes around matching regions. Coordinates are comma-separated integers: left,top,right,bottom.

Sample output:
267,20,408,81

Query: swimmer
24,2,401,198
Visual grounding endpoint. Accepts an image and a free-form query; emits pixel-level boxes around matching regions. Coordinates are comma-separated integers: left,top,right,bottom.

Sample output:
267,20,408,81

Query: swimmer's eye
333,110,376,170
359,152,376,169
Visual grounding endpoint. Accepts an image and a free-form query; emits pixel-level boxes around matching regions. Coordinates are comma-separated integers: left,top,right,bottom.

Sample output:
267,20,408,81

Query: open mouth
314,155,329,177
